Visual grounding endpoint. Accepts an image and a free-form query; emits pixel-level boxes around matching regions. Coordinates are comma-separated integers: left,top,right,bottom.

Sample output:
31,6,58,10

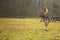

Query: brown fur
38,7,49,31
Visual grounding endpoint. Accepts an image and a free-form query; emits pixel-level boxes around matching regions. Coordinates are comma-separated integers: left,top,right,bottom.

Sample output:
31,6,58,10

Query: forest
0,0,60,18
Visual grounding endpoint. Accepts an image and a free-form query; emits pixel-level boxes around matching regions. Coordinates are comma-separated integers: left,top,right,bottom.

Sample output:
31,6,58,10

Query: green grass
0,18,60,40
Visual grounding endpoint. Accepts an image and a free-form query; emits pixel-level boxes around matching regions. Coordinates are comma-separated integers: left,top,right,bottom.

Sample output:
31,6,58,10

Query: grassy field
0,18,60,40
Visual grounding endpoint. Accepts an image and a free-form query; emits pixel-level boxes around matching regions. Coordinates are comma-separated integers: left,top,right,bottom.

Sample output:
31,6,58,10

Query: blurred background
0,0,60,18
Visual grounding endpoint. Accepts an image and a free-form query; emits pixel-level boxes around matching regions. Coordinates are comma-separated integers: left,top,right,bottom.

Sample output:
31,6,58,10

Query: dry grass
0,18,60,40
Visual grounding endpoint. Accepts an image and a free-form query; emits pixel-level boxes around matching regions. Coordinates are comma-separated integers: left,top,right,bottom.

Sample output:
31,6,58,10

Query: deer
38,7,49,31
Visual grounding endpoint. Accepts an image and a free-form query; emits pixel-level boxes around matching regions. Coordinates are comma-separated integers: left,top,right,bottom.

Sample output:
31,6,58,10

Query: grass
0,18,60,40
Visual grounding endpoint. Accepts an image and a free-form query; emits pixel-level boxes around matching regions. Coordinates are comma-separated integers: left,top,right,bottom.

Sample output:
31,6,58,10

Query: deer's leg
44,20,49,31
45,22,48,30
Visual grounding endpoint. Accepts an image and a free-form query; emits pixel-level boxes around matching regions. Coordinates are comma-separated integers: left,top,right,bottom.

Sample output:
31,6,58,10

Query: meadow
0,18,60,40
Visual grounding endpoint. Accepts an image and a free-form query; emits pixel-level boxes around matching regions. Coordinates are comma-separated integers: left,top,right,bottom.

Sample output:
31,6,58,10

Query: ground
0,18,60,40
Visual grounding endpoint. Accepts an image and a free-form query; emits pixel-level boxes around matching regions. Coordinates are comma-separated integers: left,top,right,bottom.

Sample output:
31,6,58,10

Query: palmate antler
38,7,48,19
40,7,48,15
